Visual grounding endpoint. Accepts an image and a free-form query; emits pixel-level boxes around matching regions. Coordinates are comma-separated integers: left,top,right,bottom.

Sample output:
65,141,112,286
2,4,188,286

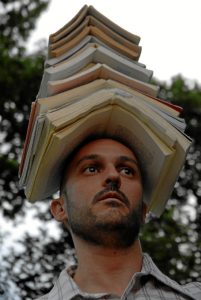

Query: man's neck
72,238,143,296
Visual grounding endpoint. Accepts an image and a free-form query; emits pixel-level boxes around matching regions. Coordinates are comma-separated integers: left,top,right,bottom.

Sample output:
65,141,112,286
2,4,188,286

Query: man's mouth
94,191,129,207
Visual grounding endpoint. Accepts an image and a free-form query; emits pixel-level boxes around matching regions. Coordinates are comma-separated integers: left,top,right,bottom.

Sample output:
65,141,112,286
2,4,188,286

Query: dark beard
66,188,143,249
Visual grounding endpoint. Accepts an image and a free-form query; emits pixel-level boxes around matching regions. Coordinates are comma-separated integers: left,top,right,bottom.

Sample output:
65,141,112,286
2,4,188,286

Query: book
49,5,140,45
37,79,178,119
20,89,191,218
48,40,146,68
26,106,174,210
18,102,36,176
24,99,189,217
49,26,140,60
50,16,141,55
38,45,153,98
46,36,146,68
46,63,157,98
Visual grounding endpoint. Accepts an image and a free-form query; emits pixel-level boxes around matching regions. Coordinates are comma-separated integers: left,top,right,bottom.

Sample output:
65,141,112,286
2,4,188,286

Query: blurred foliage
0,1,201,299
0,0,49,56
141,77,201,284
0,0,49,219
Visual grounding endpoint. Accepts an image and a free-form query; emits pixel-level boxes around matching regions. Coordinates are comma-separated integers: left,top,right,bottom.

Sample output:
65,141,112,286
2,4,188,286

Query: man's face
63,138,144,248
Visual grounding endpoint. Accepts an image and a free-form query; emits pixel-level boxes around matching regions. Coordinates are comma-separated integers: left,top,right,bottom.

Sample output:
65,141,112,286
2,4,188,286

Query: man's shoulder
160,280,201,300
181,281,201,299
143,254,201,300
33,267,74,300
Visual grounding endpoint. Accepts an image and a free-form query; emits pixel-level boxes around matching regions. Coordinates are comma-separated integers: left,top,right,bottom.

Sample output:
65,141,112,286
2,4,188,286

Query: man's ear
50,197,68,223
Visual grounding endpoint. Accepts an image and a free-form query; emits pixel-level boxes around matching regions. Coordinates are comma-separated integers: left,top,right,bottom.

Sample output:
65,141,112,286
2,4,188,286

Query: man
36,137,201,300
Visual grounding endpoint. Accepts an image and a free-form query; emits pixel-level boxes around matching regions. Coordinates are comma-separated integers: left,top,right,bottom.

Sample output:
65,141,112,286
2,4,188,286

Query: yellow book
21,90,191,217
26,105,174,218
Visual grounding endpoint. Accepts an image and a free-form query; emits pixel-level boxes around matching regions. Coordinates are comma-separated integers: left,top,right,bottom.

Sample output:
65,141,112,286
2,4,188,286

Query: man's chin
94,214,134,232
71,212,141,248
68,203,142,248
93,208,129,225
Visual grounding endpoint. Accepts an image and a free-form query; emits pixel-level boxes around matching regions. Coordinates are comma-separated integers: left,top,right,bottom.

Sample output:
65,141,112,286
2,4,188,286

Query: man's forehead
71,138,138,164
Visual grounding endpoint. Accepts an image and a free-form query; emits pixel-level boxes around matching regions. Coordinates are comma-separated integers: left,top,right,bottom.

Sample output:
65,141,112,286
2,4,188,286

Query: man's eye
119,167,134,176
83,166,98,174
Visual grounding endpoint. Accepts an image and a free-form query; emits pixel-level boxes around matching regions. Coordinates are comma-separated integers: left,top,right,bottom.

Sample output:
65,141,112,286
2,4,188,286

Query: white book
36,80,175,118
46,63,157,98
39,45,152,97
36,90,181,149
45,86,185,131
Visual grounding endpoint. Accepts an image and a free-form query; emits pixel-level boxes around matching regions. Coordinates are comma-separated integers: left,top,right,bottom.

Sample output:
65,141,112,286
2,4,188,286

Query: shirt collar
47,268,108,300
47,253,199,300
141,253,199,300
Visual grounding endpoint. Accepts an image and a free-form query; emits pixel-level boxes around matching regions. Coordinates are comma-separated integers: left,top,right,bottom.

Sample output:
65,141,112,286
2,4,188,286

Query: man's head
51,138,147,249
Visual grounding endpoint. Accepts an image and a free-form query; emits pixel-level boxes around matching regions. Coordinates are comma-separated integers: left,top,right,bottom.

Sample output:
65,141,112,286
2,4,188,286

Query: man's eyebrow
76,154,139,168
117,156,139,167
76,154,100,168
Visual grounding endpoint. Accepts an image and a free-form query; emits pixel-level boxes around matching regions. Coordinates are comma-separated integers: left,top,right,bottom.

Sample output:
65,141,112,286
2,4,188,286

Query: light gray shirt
35,253,201,300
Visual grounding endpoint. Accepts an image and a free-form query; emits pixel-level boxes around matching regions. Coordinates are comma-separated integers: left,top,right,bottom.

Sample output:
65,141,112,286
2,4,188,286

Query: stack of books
19,5,191,217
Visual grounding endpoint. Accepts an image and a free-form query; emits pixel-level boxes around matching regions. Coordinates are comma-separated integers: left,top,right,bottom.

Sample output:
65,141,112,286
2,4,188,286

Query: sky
28,0,201,86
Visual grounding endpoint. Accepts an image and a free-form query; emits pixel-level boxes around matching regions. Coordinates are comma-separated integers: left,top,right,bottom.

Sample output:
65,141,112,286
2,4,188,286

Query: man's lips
93,191,129,207
99,192,124,202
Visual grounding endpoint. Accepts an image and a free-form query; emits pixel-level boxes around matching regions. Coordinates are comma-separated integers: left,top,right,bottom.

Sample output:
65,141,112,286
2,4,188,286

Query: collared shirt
35,253,201,300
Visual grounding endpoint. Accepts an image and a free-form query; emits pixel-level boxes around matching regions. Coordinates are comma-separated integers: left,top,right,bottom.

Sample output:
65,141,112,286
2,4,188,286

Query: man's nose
103,165,121,190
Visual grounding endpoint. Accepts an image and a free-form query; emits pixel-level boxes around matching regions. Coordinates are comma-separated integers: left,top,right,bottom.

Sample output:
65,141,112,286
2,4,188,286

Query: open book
20,89,191,216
